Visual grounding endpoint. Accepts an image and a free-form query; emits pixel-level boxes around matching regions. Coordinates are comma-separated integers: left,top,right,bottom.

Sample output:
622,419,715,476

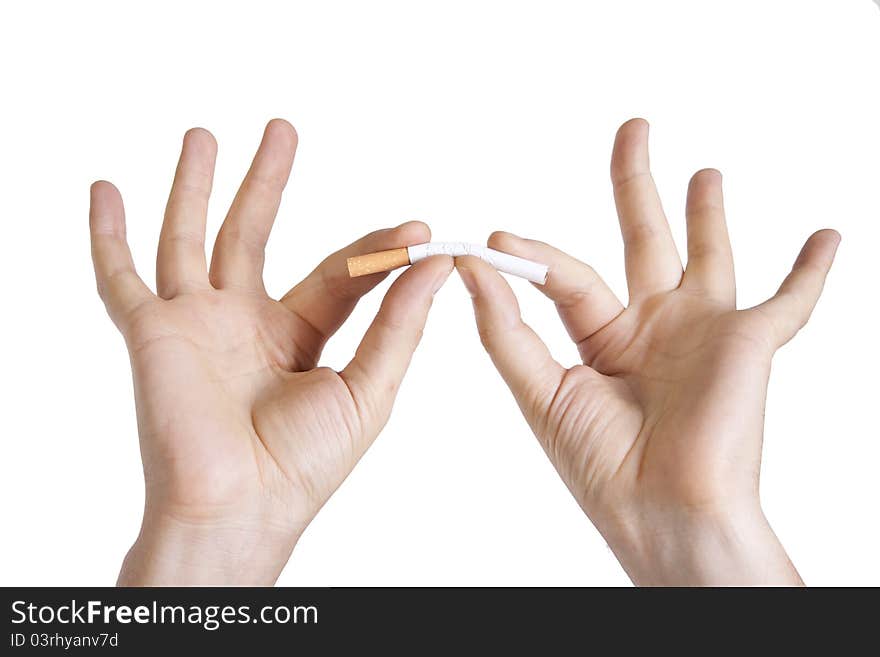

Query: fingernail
456,264,477,297
433,263,453,293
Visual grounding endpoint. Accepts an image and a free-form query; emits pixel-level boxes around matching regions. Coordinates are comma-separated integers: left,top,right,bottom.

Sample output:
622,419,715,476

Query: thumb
455,255,564,420
749,229,840,348
340,255,453,433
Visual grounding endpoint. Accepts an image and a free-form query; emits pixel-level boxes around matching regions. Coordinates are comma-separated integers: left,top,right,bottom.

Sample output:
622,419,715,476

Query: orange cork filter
346,247,411,277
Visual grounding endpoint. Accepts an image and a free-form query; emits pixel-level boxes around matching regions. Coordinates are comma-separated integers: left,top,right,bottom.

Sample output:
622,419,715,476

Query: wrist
117,508,301,586
597,500,803,586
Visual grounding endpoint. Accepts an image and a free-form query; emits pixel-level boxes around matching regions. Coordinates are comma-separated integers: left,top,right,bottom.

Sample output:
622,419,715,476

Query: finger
89,181,155,326
210,119,298,290
455,255,565,417
750,230,841,347
340,255,453,430
280,221,431,366
682,168,735,305
611,118,683,301
487,231,623,361
156,128,217,298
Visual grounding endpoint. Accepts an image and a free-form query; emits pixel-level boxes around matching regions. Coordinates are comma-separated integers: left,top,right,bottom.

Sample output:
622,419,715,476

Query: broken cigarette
347,242,549,285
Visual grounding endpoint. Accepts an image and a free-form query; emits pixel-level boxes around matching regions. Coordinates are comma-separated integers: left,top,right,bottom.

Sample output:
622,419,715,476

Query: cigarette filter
346,242,549,285
345,247,410,277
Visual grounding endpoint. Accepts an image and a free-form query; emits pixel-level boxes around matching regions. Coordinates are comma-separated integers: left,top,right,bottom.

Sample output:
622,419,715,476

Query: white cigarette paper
407,242,548,285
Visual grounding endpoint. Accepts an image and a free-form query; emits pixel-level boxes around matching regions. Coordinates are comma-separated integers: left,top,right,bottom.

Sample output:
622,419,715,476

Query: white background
1,1,878,586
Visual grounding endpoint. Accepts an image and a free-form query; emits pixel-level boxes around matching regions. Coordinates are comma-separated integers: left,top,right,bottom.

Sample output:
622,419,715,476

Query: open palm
90,121,451,584
456,119,839,584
